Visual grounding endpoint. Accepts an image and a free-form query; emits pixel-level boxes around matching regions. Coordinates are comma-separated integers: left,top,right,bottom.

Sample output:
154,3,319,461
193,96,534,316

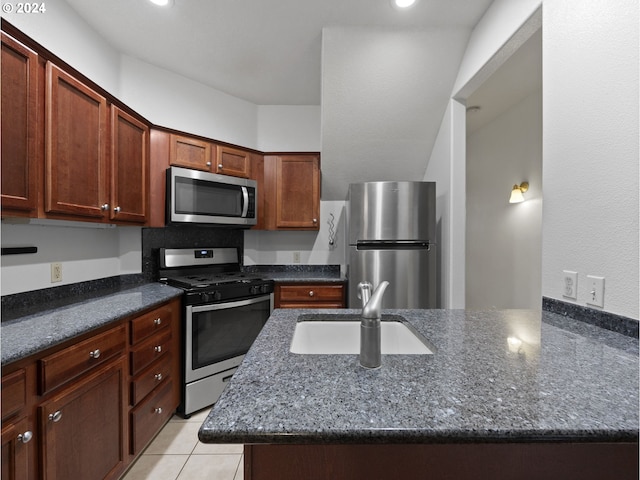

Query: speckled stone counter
243,265,346,283
199,308,639,445
1,283,183,365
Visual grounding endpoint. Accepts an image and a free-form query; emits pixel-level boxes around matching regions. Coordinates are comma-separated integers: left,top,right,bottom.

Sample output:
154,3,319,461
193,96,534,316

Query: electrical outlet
562,270,577,299
51,263,63,283
293,252,301,264
586,275,605,308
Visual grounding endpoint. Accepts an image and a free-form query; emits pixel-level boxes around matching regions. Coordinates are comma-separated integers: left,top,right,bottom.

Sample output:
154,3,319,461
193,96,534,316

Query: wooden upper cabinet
169,134,212,171
1,33,39,216
264,154,320,230
215,145,251,178
45,62,108,220
110,106,149,224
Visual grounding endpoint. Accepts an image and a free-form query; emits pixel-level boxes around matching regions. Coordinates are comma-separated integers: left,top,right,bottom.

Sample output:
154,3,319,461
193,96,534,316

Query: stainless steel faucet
358,281,389,369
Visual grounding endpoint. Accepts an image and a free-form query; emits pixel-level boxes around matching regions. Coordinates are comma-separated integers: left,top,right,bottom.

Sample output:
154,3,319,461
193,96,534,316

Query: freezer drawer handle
356,241,431,251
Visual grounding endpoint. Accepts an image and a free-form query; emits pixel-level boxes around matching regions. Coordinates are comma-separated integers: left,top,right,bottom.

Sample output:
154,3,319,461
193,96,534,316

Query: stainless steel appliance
159,247,273,417
166,166,257,226
348,181,437,309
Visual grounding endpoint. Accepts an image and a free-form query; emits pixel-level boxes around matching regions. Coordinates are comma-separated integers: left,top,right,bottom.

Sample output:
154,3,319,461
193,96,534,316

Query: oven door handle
241,186,249,218
189,294,273,313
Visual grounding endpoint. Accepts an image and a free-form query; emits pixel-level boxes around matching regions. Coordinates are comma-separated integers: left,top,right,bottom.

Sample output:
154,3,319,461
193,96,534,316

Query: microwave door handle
241,186,249,218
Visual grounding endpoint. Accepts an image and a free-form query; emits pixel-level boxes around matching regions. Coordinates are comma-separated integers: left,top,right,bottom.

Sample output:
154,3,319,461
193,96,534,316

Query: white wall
321,27,469,201
257,106,321,152
541,0,639,318
466,90,542,309
244,200,346,267
423,100,466,309
0,222,141,295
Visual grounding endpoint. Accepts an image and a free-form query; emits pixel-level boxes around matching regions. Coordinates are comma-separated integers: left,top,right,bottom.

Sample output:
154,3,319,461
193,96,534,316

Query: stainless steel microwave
166,166,257,226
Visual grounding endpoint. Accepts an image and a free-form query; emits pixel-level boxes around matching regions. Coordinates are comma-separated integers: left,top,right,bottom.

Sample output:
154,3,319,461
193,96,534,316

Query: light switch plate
562,270,577,299
586,275,605,308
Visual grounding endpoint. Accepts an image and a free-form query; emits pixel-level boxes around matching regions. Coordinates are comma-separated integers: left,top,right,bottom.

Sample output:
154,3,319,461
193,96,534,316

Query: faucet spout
359,281,389,369
362,281,389,319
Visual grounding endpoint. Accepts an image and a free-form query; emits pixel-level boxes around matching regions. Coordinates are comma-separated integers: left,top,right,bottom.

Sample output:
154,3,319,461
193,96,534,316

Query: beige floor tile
234,455,244,480
192,442,244,455
171,407,212,424
176,454,242,480
144,421,201,455
121,454,188,480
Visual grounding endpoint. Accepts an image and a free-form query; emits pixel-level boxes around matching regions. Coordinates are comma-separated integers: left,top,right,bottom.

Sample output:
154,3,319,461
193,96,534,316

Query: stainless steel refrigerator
348,181,437,309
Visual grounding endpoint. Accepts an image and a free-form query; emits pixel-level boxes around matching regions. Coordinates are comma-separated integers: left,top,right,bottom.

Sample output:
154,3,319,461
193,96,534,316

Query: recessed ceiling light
391,0,417,9
466,105,481,113
148,0,174,6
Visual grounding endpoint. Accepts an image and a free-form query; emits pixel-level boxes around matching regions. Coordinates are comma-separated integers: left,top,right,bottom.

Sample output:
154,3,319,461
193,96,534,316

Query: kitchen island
199,308,639,480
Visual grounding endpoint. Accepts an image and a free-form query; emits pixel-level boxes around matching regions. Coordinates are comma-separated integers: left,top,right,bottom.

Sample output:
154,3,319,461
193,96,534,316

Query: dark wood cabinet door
45,62,108,219
1,416,33,480
39,358,127,480
275,155,320,229
110,106,149,224
216,145,251,178
169,134,212,171
1,33,39,215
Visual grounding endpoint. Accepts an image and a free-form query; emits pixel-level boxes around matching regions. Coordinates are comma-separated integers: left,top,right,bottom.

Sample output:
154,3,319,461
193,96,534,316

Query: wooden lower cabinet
245,443,639,480
1,416,33,480
275,282,345,308
0,297,182,480
39,358,127,480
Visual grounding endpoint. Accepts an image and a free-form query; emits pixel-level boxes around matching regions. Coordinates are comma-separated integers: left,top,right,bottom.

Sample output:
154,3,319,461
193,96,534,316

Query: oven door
185,294,273,383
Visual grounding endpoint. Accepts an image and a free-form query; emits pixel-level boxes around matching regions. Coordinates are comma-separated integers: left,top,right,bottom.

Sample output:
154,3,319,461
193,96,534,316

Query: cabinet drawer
39,324,126,395
130,353,172,406
130,379,174,455
278,284,344,302
131,304,173,345
1,369,26,421
130,328,172,376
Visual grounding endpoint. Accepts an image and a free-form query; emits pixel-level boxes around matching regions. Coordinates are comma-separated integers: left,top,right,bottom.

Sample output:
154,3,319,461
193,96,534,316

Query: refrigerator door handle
355,241,431,251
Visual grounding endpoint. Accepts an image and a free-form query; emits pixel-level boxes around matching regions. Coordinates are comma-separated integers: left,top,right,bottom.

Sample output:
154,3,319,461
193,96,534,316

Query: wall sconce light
509,182,529,204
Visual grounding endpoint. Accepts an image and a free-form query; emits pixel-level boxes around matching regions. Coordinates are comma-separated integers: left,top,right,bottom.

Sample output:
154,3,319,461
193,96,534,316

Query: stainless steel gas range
159,247,274,418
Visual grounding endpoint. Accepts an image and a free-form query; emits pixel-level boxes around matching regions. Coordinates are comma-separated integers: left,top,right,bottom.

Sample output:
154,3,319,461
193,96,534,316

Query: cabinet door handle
89,349,101,359
206,162,212,167
218,164,224,169
154,317,162,326
313,218,318,223
154,407,163,415
309,291,314,297
17,431,33,444
154,345,162,353
49,411,62,423
101,204,109,211
154,373,163,382
113,206,121,213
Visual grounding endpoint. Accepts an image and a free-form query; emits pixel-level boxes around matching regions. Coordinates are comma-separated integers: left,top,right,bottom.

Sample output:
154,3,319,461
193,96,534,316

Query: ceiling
64,0,494,105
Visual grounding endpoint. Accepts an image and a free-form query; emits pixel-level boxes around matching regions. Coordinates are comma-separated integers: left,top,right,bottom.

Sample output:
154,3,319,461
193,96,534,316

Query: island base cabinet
245,443,639,480
39,358,127,480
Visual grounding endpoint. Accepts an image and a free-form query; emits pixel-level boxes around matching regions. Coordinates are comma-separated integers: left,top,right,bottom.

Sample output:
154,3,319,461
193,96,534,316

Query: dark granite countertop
243,265,346,283
199,308,639,445
1,283,183,365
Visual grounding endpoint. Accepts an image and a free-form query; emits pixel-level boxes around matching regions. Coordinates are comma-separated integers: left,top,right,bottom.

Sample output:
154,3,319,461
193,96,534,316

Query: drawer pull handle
218,164,224,169
206,161,212,167
155,373,163,381
309,291,314,297
101,203,109,211
49,411,62,423
17,431,33,444
154,317,162,326
154,407,163,415
113,206,121,213
154,345,162,353
89,349,101,359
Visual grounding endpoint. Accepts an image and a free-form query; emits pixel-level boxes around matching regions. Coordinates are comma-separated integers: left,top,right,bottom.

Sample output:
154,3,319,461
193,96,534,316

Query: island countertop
199,308,639,445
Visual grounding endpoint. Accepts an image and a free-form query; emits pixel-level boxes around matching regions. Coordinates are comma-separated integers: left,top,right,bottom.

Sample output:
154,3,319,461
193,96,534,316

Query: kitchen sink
290,314,434,355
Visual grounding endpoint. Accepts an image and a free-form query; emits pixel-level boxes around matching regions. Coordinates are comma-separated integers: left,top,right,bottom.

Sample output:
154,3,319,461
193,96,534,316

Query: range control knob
250,285,260,295
213,291,222,301
260,284,270,294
